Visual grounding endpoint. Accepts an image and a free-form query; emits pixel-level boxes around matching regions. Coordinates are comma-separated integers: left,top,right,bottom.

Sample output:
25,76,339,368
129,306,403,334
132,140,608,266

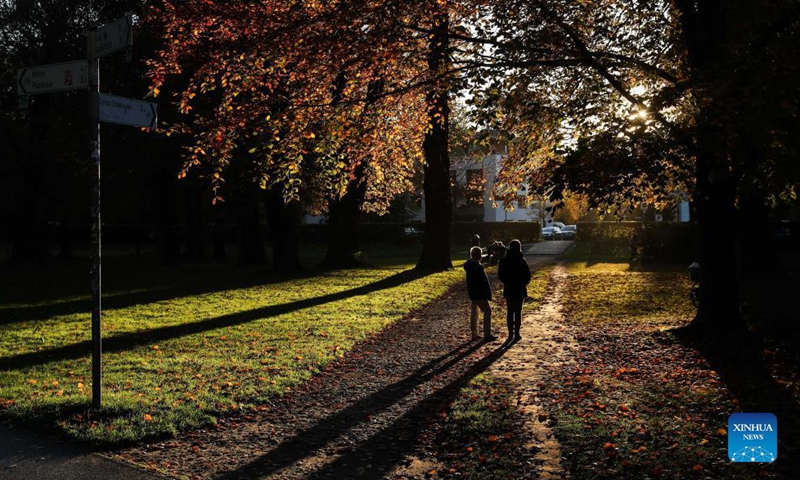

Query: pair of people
463,239,532,342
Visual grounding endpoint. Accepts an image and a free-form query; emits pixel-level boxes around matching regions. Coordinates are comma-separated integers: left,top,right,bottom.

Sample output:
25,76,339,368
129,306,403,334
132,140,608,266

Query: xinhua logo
728,413,777,463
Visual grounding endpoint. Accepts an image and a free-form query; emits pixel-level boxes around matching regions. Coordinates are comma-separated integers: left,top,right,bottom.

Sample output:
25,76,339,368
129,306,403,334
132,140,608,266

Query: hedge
575,221,697,263
296,221,541,244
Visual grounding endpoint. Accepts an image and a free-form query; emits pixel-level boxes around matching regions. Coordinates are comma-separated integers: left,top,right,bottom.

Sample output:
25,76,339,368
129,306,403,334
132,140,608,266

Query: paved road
0,422,161,480
524,240,574,256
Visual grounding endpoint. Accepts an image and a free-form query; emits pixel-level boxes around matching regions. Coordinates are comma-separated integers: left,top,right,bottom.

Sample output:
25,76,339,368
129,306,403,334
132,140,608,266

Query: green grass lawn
564,262,695,327
0,243,465,445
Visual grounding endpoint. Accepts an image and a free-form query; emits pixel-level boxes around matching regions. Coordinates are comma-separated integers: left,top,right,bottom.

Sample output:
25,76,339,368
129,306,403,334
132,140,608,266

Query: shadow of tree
673,328,800,476
0,268,429,370
0,267,319,326
217,341,513,480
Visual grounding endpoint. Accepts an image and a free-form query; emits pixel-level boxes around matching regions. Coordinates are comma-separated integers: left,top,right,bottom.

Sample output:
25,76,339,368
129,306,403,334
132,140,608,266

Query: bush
575,222,696,264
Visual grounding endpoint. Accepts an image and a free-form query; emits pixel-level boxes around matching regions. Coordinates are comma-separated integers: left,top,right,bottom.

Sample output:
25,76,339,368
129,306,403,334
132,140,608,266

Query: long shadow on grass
0,268,316,326
217,341,512,480
673,328,800,474
0,268,429,370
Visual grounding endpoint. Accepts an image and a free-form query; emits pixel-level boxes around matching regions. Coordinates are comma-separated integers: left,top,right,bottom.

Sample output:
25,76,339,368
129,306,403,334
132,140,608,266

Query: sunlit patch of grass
0,247,462,445
564,262,694,327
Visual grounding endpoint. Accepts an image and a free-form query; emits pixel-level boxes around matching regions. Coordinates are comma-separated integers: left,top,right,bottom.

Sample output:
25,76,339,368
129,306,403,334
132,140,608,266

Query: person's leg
477,299,492,338
506,300,515,338
507,297,523,340
470,301,480,339
514,302,523,339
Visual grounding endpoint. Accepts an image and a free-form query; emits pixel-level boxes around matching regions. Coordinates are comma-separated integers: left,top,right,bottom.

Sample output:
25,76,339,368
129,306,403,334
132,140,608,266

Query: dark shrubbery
576,222,696,263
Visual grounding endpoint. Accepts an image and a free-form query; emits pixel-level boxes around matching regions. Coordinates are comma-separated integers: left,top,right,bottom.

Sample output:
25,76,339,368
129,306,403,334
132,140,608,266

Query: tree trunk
12,96,49,263
212,204,227,259
675,0,743,330
58,211,73,259
692,120,741,329
322,164,368,267
184,181,205,260
156,162,180,266
264,187,303,273
235,188,266,265
416,10,453,271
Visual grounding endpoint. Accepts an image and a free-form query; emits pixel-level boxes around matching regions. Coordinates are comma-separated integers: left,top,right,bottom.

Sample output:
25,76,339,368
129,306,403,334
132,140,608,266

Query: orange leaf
143,414,153,422
692,464,703,473
717,428,727,436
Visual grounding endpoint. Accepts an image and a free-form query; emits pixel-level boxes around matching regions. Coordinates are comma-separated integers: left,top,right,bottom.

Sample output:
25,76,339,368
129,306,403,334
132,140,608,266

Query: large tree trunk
676,0,743,330
184,180,206,260
12,96,50,263
264,187,303,273
416,10,453,271
235,188,266,265
323,164,368,268
156,157,181,266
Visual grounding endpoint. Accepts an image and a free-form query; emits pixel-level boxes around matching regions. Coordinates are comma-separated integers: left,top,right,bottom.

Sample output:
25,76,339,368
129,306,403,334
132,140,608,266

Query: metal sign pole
88,29,102,409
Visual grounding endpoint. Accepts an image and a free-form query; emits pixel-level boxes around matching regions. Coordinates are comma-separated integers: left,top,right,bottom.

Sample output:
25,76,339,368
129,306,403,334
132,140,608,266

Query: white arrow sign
94,14,133,58
17,60,89,95
97,93,157,128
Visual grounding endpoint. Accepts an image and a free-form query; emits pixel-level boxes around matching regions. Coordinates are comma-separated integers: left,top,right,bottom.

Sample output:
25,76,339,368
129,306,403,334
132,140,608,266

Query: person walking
463,246,498,341
498,239,531,342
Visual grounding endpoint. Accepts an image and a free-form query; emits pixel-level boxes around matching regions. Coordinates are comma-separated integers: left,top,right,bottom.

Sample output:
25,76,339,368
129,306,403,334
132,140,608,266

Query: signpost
98,93,157,128
95,14,133,58
17,60,89,95
17,13,152,408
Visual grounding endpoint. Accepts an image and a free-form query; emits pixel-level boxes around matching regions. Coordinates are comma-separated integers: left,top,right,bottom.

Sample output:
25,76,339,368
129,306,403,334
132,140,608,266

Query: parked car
560,225,577,240
549,221,566,229
542,226,562,240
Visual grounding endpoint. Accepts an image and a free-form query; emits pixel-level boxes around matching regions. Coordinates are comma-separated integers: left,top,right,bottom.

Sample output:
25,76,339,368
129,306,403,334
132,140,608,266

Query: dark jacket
498,250,532,299
463,259,492,301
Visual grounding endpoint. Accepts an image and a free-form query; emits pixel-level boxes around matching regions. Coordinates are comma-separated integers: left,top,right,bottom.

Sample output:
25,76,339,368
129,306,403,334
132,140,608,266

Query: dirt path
113,258,575,480
491,263,575,479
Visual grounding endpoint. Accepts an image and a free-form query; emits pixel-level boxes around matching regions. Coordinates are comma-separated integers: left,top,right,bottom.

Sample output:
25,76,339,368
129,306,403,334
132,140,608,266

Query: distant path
525,240,574,256
0,422,161,480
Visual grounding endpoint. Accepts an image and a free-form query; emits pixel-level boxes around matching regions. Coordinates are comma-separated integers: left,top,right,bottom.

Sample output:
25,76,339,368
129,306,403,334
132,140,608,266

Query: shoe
514,335,522,342
471,334,481,341
484,334,499,342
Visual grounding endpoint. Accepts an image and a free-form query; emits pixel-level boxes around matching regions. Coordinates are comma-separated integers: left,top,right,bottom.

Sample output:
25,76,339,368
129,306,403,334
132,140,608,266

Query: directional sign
97,93,157,128
94,14,133,58
17,60,89,95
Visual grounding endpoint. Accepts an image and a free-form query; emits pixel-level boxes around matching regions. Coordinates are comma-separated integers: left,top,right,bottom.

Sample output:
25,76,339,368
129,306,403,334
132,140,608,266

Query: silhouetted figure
486,241,507,265
471,234,481,248
464,247,498,341
498,239,532,342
